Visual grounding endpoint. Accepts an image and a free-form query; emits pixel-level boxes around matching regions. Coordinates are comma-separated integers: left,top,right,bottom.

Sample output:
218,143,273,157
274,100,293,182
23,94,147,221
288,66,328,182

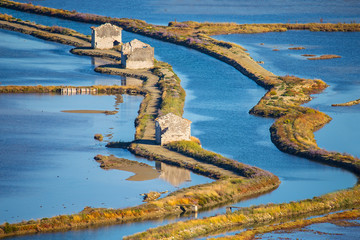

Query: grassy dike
212,208,360,240
0,13,90,46
0,64,280,239
1,0,360,36
1,0,359,88
124,73,360,239
125,188,360,239
1,2,360,239
0,85,145,95
0,15,280,238
332,98,360,107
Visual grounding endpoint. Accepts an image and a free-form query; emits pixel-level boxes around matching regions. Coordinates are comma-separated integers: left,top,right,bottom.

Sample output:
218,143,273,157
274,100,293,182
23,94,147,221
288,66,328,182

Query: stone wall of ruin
91,24,122,49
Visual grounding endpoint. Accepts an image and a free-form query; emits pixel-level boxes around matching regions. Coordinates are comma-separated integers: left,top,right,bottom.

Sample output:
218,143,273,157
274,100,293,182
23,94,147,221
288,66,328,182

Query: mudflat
61,110,118,115
94,155,160,181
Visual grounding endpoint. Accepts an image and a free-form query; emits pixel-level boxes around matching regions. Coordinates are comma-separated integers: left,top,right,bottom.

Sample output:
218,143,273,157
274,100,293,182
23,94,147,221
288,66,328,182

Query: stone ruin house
155,113,191,146
91,23,122,49
90,25,154,69
121,39,154,69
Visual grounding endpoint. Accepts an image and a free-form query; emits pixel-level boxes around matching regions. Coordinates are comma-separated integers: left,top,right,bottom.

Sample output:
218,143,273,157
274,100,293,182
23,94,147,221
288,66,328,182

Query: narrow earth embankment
0,15,280,238
332,98,360,107
0,5,359,240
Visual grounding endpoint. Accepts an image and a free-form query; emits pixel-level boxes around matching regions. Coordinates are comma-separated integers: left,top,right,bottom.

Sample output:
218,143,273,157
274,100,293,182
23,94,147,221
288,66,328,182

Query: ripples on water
0,31,212,224
0,6,359,239
215,31,360,158
260,220,360,239
0,30,124,86
12,0,360,24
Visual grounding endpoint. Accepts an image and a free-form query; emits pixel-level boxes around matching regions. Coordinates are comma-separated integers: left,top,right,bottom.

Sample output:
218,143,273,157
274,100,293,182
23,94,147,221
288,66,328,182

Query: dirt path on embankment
0,19,90,47
0,16,239,179
0,16,282,238
95,65,240,179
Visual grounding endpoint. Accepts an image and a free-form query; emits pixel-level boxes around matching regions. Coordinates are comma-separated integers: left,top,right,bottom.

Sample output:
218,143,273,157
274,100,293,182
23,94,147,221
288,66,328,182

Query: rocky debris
94,134,103,141
141,191,168,202
288,47,305,50
104,110,118,115
307,54,341,60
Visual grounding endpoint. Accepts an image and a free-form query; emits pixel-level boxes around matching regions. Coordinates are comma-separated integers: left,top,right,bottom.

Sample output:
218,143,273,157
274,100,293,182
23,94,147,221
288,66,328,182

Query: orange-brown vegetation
0,2,359,239
0,152,279,238
213,208,360,240
190,136,201,145
288,47,305,50
0,27,280,238
152,61,186,117
125,187,360,239
332,98,360,107
0,13,89,41
0,85,144,95
307,54,341,60
1,0,359,43
125,58,360,240
94,134,103,141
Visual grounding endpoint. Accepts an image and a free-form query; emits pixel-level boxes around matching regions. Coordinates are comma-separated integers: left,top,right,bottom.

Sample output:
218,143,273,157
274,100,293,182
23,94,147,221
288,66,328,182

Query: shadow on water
4,0,360,24
133,139,157,145
0,9,359,239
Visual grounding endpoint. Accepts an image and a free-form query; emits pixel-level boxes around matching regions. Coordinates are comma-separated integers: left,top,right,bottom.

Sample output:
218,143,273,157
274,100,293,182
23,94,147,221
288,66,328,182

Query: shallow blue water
0,93,211,223
215,31,360,158
0,29,124,86
0,8,358,240
11,0,360,24
209,216,360,239
0,31,212,224
259,220,360,239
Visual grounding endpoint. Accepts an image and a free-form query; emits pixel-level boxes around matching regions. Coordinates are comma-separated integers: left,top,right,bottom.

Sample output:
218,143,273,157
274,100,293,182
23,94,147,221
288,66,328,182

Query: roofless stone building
91,23,122,49
155,113,191,146
90,25,154,69
121,39,154,69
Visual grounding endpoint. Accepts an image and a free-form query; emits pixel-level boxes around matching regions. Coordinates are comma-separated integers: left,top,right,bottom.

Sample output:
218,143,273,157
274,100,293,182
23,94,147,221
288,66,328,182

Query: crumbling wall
155,113,191,145
121,39,154,69
91,23,122,49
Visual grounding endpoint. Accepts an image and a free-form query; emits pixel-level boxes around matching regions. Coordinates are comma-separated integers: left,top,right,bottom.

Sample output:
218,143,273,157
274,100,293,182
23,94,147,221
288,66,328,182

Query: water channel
0,30,213,223
0,4,359,239
13,0,360,24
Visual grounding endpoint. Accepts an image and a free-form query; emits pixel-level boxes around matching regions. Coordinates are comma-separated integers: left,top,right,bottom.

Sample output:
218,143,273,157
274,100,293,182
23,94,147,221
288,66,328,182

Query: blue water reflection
9,0,360,24
0,30,125,86
215,31,360,158
0,9,358,239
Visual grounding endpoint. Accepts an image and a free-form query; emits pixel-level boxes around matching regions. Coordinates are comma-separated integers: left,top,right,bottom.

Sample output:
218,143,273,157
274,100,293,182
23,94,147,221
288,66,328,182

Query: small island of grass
94,155,160,181
288,46,305,50
307,54,341,60
332,98,360,107
0,1,359,239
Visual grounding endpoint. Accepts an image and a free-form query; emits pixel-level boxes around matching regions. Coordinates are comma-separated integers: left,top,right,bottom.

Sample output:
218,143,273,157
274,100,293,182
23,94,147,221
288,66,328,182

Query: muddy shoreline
0,15,280,238
332,98,360,107
0,4,359,239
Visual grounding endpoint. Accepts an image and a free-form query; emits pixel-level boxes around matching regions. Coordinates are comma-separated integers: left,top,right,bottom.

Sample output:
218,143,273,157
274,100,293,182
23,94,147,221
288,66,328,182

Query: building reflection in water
120,77,143,86
91,57,115,67
155,161,191,187
91,57,143,86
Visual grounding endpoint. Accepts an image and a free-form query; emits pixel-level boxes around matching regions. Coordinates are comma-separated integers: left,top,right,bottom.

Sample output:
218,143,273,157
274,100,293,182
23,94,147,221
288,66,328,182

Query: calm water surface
215,31,360,158
0,30,124,86
0,31,212,224
12,0,360,24
0,9,358,240
259,220,360,239
0,93,211,223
